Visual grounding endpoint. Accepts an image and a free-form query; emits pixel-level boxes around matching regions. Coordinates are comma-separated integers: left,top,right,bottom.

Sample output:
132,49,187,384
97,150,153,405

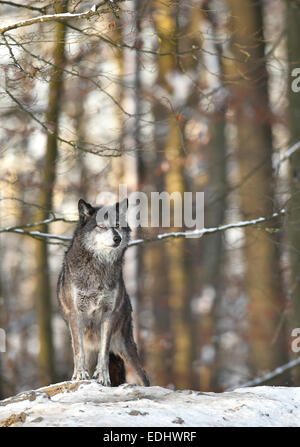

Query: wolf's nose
113,234,121,245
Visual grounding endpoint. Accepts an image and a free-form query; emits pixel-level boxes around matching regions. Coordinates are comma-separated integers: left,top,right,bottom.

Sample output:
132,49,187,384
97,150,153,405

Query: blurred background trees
0,0,300,398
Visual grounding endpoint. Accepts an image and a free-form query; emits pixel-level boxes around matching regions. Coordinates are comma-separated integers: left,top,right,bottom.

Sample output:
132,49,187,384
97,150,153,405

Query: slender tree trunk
132,1,173,386
190,3,228,391
227,0,289,377
165,118,193,388
131,0,145,358
286,0,300,385
34,0,68,385
153,1,193,388
197,115,227,391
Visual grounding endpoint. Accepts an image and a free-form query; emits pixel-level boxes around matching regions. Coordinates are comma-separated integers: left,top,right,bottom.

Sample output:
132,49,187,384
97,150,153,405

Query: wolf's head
76,198,131,260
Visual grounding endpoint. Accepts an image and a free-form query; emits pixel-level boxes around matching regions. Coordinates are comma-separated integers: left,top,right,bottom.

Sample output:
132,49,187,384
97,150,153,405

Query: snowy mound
0,381,300,427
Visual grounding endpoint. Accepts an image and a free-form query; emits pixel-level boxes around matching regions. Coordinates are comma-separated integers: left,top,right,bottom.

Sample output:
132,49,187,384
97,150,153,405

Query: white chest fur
73,284,119,316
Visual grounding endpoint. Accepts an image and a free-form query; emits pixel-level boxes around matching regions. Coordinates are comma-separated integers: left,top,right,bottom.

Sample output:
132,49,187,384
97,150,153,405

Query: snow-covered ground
0,381,299,427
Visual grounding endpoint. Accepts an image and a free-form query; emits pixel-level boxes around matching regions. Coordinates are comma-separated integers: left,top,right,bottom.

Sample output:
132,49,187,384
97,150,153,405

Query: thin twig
275,140,300,170
5,88,122,157
2,33,26,73
227,356,300,390
0,216,76,233
6,34,134,117
0,0,45,13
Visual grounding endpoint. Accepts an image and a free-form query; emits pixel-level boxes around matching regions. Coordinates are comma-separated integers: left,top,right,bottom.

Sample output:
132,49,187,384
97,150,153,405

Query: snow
1,381,300,427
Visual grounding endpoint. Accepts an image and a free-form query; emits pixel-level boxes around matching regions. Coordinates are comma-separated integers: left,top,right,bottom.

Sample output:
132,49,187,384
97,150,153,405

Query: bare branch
3,228,72,242
0,216,76,233
4,88,122,157
0,4,98,35
128,209,286,247
2,33,26,74
66,21,204,58
6,34,134,118
0,209,286,244
227,356,300,390
275,141,300,170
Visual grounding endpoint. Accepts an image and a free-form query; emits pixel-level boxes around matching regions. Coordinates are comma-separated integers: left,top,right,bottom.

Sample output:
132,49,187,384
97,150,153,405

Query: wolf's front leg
69,315,89,381
93,318,113,386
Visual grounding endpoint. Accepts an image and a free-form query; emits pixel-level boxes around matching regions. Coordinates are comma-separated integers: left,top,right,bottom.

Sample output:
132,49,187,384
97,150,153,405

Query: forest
0,0,300,400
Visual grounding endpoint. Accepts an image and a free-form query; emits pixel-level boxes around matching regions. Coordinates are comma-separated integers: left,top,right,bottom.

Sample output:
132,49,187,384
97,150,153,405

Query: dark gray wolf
57,198,150,387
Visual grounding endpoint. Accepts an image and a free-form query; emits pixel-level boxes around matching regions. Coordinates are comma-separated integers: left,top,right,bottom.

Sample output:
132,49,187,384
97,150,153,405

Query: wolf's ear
78,199,94,223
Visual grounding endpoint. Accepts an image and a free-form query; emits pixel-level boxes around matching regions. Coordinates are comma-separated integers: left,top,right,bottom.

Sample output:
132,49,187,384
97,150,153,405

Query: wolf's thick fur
57,199,149,387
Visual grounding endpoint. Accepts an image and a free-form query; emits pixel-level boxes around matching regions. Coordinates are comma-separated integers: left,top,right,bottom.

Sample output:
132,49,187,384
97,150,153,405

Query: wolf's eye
115,223,120,228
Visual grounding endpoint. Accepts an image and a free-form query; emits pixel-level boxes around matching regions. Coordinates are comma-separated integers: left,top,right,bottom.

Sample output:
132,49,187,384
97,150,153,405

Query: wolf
57,198,150,387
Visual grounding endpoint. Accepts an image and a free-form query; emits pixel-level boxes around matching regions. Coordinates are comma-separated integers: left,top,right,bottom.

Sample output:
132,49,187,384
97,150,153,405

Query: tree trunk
227,0,289,377
286,0,300,386
165,119,193,388
191,3,228,391
34,0,67,386
153,1,193,388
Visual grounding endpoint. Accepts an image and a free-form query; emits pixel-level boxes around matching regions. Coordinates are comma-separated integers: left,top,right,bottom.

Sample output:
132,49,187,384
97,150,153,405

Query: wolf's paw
93,369,111,386
72,368,90,381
